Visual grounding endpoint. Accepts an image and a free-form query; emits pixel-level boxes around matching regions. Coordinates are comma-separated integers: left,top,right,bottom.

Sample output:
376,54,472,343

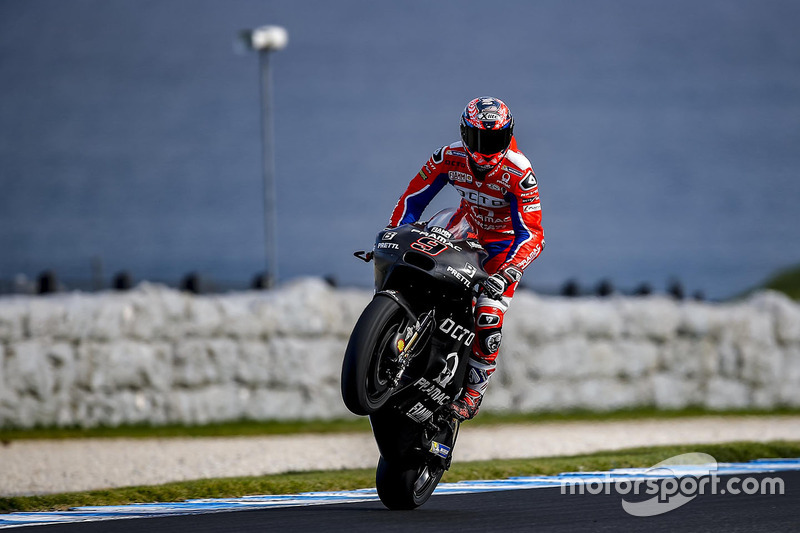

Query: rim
412,464,442,501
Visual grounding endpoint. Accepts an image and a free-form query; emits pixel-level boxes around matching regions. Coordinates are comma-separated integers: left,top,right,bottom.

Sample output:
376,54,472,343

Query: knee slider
476,328,502,358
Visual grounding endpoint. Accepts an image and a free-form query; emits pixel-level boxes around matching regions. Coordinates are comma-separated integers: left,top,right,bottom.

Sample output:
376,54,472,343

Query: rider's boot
450,358,496,421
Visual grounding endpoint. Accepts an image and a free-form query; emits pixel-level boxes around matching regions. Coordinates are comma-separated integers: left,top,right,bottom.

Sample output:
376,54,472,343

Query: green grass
2,440,798,513
3,406,800,442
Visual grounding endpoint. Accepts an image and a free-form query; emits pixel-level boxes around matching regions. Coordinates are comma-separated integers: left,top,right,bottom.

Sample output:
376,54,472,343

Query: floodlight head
250,25,288,51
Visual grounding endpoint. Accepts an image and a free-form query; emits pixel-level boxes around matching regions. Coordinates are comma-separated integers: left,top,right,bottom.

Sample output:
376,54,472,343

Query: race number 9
411,236,447,256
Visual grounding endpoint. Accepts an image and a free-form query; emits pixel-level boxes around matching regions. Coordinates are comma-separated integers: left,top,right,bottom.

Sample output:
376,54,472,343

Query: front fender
374,290,417,322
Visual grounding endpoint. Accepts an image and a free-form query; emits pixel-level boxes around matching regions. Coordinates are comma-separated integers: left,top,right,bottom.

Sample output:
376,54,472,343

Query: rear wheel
341,296,409,415
376,456,444,510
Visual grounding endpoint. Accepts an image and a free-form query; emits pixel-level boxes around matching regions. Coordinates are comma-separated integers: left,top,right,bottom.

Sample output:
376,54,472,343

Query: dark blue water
1,0,799,298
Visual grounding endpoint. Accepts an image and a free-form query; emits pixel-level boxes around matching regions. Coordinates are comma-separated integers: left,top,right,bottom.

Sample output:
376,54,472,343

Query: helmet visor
462,125,512,156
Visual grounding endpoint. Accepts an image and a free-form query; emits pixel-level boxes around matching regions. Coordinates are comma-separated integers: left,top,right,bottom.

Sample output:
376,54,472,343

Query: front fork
387,308,435,387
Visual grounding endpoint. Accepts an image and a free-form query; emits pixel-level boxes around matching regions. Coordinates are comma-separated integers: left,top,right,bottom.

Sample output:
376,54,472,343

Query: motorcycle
341,207,489,510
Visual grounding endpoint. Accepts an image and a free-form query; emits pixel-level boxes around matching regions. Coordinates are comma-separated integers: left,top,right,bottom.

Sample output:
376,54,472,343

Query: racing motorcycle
341,208,488,510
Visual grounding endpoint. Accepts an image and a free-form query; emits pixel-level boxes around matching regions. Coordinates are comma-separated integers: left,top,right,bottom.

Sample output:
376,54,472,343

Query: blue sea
1,0,799,298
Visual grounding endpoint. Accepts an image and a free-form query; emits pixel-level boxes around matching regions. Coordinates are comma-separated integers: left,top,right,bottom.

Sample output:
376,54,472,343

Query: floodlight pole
243,25,288,288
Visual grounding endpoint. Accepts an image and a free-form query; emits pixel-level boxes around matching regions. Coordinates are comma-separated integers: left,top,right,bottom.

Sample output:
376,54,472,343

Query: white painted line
1,459,798,529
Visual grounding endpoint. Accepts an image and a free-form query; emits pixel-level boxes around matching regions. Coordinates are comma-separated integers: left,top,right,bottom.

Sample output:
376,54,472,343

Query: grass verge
2,406,800,441
1,440,798,513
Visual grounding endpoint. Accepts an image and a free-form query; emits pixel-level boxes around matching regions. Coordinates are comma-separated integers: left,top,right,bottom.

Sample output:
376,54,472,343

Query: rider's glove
482,267,522,300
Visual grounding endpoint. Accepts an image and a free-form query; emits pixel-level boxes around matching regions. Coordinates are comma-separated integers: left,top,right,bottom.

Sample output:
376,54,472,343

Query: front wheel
341,296,409,416
376,456,444,510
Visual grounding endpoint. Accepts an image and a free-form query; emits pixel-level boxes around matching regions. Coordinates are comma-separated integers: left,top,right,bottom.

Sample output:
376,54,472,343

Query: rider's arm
500,169,544,273
388,147,449,227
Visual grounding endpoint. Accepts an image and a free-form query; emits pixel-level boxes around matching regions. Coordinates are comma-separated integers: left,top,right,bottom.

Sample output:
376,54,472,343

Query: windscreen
424,208,476,240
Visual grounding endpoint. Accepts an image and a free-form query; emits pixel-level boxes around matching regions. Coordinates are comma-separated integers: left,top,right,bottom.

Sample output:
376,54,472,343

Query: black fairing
368,221,488,460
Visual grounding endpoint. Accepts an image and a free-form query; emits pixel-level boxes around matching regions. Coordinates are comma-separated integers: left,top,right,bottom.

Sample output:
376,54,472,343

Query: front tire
341,296,408,415
376,456,444,510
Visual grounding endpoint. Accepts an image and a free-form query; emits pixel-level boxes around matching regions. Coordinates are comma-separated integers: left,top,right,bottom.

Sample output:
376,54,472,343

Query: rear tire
376,456,444,510
341,296,408,415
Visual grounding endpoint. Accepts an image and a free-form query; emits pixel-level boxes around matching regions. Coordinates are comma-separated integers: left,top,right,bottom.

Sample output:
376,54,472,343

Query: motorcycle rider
388,96,545,421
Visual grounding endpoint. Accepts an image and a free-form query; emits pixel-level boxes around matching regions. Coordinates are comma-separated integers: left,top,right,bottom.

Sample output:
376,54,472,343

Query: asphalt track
20,471,800,532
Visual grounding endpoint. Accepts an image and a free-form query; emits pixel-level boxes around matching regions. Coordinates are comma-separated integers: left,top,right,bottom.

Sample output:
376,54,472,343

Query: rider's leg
450,280,518,420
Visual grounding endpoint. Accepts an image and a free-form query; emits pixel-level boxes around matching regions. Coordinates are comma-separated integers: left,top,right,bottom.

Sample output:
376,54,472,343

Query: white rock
721,303,775,348
677,301,715,338
520,338,591,380
739,342,782,386
47,343,76,395
480,383,515,412
748,291,800,344
704,377,750,410
185,298,224,337
660,339,717,379
650,372,701,409
267,337,345,390
571,298,624,339
235,342,271,385
604,340,659,378
87,296,129,340
83,341,171,392
751,386,779,409
716,337,741,379
616,296,680,341
7,341,54,399
126,283,190,340
513,379,575,412
505,293,574,343
27,298,67,339
72,393,118,428
217,295,269,339
173,340,216,387
0,297,27,341
206,339,239,384
248,387,308,420
165,388,239,426
257,279,337,337
572,378,646,411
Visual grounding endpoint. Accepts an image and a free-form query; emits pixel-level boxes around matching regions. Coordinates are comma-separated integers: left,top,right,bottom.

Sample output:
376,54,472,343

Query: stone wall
0,278,798,428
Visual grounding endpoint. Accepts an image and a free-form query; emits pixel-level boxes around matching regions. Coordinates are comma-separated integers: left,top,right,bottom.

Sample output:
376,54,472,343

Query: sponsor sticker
464,262,477,278
477,313,501,327
429,441,451,459
523,204,541,213
448,170,472,183
439,317,476,345
446,265,471,287
407,402,434,423
520,171,538,191
502,165,524,177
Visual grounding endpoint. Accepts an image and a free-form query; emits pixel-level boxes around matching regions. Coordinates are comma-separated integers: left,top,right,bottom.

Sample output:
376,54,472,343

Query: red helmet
460,96,514,173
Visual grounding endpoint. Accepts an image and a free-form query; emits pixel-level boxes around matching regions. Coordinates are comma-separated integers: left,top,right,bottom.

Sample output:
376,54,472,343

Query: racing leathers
388,138,544,419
